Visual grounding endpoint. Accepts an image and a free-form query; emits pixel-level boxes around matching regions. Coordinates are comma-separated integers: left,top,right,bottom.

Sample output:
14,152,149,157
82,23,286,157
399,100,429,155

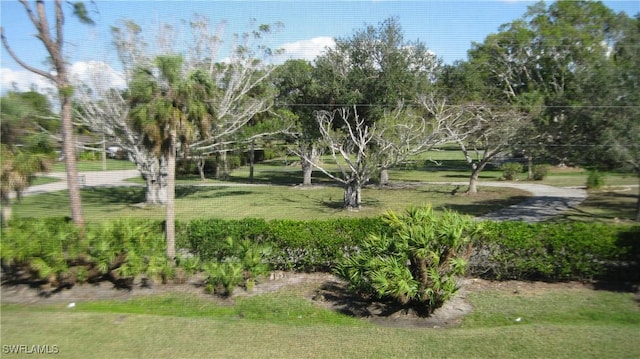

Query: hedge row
3,217,639,284
177,217,388,271
470,221,640,281
178,218,639,281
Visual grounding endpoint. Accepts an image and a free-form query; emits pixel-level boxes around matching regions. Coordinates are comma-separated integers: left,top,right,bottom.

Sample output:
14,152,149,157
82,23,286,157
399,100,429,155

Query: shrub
469,221,640,282
202,237,271,296
79,151,99,161
178,217,385,271
334,205,483,315
500,162,523,181
587,170,605,189
0,218,169,288
532,164,549,180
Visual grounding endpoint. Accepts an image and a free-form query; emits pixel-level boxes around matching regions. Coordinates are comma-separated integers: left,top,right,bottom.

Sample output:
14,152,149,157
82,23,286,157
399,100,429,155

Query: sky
1,0,639,96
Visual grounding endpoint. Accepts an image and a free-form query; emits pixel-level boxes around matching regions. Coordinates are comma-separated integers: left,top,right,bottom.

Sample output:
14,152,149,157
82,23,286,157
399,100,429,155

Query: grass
12,184,529,221
2,285,639,358
557,186,640,223
30,176,60,186
50,159,136,172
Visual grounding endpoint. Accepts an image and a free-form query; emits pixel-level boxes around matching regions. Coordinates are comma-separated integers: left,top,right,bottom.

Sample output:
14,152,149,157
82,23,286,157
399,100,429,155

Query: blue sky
1,0,639,94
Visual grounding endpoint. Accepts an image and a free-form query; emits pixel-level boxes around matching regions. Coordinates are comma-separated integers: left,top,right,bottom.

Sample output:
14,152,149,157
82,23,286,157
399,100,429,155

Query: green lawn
30,176,60,186
50,159,136,172
12,184,529,221
2,285,638,358
558,186,640,223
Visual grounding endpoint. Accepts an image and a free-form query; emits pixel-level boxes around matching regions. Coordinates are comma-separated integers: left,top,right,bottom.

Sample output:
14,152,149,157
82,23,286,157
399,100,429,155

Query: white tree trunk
300,144,318,186
1,201,12,226
344,180,362,209
379,167,390,187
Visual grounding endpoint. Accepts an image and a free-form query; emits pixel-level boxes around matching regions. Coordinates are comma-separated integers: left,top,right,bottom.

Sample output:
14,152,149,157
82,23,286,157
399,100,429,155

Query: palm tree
1,145,51,224
129,55,215,259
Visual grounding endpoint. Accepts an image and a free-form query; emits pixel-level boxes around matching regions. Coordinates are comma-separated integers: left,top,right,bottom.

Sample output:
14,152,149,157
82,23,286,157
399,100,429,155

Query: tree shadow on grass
81,187,146,205
181,187,254,199
443,195,530,217
555,190,639,222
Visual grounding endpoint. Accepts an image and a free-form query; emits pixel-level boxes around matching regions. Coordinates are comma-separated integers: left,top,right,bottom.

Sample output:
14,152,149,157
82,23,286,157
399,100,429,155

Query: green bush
470,221,640,282
1,218,170,288
500,162,523,181
178,217,386,271
587,170,605,189
335,205,483,314
532,164,549,180
79,151,99,161
202,237,271,296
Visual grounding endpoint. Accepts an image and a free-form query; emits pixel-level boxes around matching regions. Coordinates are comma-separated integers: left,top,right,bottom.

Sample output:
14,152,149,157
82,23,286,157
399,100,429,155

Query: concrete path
412,181,588,222
22,170,142,197
23,171,588,222
474,182,586,222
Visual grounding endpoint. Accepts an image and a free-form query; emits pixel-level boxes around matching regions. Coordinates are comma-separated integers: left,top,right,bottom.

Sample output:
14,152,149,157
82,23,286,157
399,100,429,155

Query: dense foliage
178,217,387,271
0,219,173,288
2,217,638,294
335,206,482,314
470,221,640,282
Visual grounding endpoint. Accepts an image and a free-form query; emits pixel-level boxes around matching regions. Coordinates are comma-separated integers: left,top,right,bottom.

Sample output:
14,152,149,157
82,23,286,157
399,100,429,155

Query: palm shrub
203,237,272,297
335,205,482,315
1,218,169,288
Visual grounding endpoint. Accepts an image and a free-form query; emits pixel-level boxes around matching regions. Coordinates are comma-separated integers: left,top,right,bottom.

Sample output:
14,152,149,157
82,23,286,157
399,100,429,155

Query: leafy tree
294,17,450,208
129,55,212,259
1,0,95,229
605,14,640,220
314,17,439,185
0,92,56,224
272,59,323,185
335,205,482,315
466,1,629,169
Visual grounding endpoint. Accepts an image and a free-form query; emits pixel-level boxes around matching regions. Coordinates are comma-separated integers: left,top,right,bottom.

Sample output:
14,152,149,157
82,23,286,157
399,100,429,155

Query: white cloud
1,61,125,99
69,61,126,92
277,36,336,62
0,68,56,94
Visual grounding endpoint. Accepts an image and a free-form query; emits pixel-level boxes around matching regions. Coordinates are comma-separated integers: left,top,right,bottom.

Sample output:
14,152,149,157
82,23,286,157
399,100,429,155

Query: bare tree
1,0,94,228
72,73,169,205
448,103,528,194
294,102,456,209
74,17,281,207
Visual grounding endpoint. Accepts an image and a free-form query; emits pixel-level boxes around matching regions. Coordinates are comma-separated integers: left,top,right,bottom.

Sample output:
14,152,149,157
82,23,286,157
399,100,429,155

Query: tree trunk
300,144,318,186
197,157,206,181
165,131,177,260
61,96,85,229
379,167,389,187
527,155,533,180
249,140,255,183
343,180,362,209
411,255,430,303
302,161,313,186
1,200,11,226
467,162,487,194
221,150,229,178
138,156,168,205
636,174,640,222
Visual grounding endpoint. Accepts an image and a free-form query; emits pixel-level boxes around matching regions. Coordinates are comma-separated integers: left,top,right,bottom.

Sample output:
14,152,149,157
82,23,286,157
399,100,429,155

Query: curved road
23,170,588,222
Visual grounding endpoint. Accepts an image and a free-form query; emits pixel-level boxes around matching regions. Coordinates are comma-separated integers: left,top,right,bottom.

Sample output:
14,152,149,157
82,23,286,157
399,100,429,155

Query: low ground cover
2,278,639,358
